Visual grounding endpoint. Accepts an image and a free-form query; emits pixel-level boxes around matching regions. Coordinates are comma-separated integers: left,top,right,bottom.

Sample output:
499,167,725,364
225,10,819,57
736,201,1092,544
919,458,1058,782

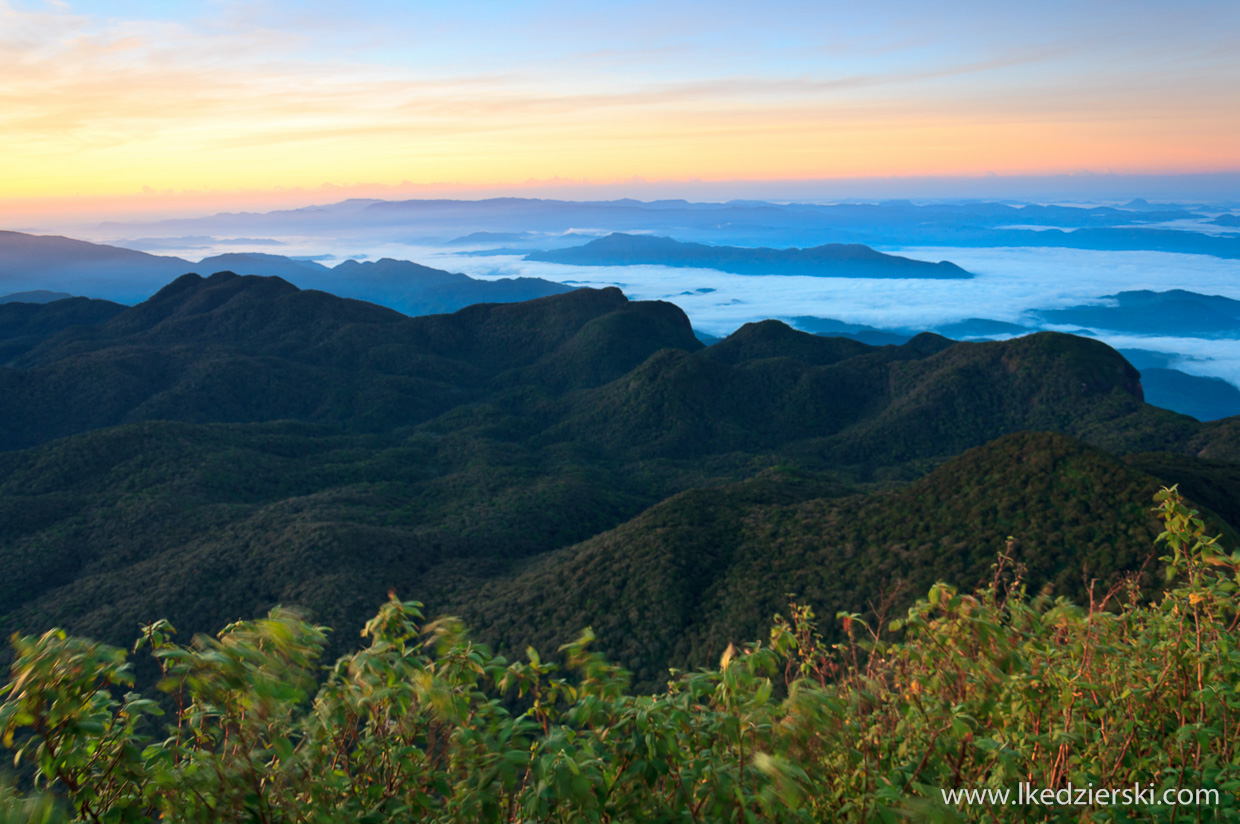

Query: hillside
4,490,1237,823
0,276,696,450
541,322,1188,468
0,231,188,303
0,296,126,363
526,233,972,278
1,275,1238,682
4,274,1191,458
0,231,572,314
0,290,74,304
454,431,1239,686
323,258,573,315
1037,289,1240,337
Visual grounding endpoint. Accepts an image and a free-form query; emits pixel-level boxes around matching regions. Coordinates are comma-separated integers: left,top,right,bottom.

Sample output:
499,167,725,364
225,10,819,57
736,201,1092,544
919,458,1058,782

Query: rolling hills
1037,289,1240,337
0,230,572,313
0,275,691,450
454,431,1238,686
1,275,1238,683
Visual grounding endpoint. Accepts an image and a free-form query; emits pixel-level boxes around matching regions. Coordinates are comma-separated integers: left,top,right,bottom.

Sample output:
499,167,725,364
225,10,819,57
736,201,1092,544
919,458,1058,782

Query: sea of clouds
86,230,1240,389
428,244,1240,386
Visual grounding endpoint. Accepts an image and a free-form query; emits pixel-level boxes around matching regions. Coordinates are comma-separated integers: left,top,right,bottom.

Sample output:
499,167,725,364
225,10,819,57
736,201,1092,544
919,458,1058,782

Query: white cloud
429,244,1240,386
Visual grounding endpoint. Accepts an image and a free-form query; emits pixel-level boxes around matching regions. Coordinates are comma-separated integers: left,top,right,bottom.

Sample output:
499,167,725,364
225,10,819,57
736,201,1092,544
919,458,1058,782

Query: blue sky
2,0,1237,215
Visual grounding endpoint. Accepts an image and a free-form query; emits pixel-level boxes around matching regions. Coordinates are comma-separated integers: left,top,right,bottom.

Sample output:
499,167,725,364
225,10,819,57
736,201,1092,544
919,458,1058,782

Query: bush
1,489,1238,822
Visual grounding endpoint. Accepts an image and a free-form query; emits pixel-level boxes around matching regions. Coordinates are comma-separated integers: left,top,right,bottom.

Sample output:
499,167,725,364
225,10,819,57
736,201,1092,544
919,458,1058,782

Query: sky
3,0,1239,220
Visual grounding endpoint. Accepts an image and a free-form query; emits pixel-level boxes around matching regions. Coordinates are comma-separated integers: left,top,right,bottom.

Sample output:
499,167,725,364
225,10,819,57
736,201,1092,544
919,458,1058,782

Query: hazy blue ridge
526,233,972,278
1036,289,1240,338
96,198,1236,256
0,290,74,304
0,230,573,315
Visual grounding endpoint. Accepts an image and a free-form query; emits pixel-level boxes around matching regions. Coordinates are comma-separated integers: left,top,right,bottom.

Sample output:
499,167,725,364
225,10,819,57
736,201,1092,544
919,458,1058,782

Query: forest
0,490,1236,821
3,277,1240,819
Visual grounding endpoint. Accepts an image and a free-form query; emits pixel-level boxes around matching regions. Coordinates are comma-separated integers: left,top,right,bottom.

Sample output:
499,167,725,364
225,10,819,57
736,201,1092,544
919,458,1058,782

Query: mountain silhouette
527,233,972,278
0,231,572,314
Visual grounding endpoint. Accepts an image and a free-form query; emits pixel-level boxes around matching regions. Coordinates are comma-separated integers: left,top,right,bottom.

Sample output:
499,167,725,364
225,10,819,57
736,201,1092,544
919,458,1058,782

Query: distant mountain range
0,290,73,304
3,274,1240,686
1136,368,1240,423
5,227,1238,421
1036,289,1240,338
6,194,1239,690
525,233,972,278
89,196,1240,257
0,230,572,312
785,290,1240,347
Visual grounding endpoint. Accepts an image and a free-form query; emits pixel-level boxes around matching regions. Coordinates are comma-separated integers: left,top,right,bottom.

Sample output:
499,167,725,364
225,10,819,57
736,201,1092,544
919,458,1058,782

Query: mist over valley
9,195,1240,419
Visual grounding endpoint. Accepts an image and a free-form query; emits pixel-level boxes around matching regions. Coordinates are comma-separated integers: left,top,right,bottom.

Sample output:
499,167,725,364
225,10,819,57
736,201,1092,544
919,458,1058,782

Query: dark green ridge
457,431,1240,689
1,273,1239,688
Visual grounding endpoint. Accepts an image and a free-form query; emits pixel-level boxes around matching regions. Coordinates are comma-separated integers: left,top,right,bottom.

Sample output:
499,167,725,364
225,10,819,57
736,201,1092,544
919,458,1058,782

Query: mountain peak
707,319,874,366
108,271,302,334
903,331,955,355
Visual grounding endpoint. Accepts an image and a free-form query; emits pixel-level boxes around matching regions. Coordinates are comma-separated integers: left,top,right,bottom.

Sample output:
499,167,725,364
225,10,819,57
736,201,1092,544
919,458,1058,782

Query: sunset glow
3,0,1238,214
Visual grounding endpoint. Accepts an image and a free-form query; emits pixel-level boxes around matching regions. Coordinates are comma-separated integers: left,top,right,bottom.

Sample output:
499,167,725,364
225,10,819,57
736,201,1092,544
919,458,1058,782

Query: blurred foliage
1,490,1238,822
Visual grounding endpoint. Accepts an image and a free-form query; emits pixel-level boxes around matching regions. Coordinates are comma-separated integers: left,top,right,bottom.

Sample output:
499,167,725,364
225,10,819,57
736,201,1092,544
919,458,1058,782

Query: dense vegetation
456,431,1240,688
4,277,1240,687
0,276,699,451
1,490,1237,822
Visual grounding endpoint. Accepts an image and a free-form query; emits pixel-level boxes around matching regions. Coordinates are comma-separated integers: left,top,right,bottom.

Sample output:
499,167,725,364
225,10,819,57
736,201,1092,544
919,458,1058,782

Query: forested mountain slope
1,275,1238,682
0,276,698,450
455,431,1240,686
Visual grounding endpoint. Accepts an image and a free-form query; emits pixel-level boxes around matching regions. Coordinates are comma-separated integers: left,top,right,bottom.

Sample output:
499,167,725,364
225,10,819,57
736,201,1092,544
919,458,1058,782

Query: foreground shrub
1,489,1238,822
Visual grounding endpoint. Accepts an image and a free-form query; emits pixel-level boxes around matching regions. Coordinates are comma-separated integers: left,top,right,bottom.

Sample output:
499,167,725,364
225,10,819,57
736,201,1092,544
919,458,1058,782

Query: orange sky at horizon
3,0,1238,220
